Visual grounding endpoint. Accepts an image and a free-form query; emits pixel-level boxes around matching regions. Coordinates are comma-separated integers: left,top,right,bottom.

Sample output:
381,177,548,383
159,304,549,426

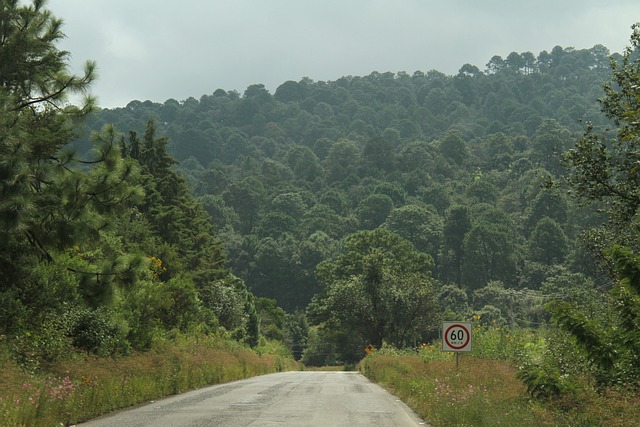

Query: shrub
69,308,130,356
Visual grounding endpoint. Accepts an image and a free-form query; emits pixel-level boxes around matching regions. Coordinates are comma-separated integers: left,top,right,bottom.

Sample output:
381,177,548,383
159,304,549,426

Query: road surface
77,371,428,426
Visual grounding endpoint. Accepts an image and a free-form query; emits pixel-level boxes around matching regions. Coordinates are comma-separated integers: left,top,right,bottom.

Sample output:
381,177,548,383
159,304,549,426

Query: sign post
442,321,472,369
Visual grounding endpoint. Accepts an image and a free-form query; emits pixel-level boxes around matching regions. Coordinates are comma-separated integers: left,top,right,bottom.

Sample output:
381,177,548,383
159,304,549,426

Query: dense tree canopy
309,229,438,357
72,36,623,343
7,0,640,368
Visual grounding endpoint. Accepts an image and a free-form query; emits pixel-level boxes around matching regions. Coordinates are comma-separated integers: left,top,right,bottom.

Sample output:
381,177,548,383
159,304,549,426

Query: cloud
48,0,640,107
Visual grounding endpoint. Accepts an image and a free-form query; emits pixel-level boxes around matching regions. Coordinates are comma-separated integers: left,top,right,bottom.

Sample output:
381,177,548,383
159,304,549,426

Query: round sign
444,323,471,350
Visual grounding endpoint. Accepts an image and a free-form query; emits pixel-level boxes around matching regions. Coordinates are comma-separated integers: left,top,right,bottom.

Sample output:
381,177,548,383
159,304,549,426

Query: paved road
77,371,427,426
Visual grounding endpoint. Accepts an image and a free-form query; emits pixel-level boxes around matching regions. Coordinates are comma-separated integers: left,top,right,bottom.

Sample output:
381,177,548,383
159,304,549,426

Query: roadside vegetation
0,333,299,426
360,323,640,426
3,1,640,425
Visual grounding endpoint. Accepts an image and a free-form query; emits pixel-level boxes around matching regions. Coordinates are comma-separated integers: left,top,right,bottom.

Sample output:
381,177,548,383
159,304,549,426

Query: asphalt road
77,371,428,427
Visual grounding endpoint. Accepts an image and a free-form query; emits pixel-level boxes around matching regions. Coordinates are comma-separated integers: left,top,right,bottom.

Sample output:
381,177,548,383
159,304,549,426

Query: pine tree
0,0,142,333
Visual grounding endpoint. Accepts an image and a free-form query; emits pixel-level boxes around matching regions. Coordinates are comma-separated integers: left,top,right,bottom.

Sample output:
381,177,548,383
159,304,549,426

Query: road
77,371,428,427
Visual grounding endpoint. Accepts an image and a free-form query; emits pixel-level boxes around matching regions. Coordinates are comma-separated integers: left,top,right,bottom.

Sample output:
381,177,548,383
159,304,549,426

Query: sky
47,0,640,108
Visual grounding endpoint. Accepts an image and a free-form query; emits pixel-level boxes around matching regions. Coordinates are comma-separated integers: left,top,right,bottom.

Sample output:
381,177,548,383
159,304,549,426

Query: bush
470,321,537,362
69,308,130,356
11,315,74,371
517,362,565,399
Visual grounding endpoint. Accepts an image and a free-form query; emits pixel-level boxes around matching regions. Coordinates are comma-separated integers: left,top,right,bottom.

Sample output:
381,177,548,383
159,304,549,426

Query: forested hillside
6,2,640,424
69,43,627,362
4,0,638,369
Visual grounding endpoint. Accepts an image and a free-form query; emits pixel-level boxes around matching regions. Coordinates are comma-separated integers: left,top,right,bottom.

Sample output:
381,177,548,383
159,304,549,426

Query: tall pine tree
0,0,142,334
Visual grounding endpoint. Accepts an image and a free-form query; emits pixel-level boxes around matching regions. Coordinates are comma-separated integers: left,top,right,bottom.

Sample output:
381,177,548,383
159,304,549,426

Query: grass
360,337,640,426
0,334,300,426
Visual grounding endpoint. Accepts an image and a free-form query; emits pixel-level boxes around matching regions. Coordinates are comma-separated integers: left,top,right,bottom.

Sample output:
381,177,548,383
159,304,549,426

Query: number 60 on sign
442,321,472,352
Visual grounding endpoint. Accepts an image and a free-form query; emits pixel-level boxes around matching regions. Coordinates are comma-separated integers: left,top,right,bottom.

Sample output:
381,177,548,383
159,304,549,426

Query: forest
3,0,640,402
69,38,622,363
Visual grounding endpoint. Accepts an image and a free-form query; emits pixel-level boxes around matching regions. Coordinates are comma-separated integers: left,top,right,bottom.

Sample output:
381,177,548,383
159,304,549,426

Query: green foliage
284,311,309,360
356,193,394,229
301,326,339,366
255,297,287,341
310,229,438,359
0,0,162,363
542,246,640,388
461,221,519,290
437,283,469,319
528,217,568,265
8,0,640,388
522,25,640,394
563,24,640,247
74,36,623,322
549,301,616,372
68,307,130,357
516,362,568,400
0,333,298,427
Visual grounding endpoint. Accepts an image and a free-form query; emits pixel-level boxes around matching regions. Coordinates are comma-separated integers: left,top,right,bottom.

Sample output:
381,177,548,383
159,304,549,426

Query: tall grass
0,334,299,426
361,353,542,426
360,326,640,426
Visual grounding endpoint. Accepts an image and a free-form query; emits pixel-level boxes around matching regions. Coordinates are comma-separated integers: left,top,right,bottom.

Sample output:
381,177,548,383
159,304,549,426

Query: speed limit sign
442,321,472,352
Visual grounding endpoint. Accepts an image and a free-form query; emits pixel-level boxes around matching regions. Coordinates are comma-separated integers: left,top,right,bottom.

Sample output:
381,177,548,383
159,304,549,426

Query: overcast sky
47,0,640,108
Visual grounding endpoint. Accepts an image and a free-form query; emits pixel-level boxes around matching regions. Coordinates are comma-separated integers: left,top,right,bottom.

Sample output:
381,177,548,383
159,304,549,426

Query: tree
123,120,227,277
397,140,433,173
545,247,638,388
439,130,468,166
528,217,569,265
284,311,309,360
356,194,394,230
564,24,640,236
521,51,537,74
269,192,306,218
311,229,437,352
324,140,360,183
486,55,505,73
0,2,156,360
506,52,524,73
199,194,240,231
222,177,265,234
274,80,307,103
283,145,323,182
525,24,640,392
361,136,395,174
461,223,519,290
438,284,469,318
298,231,338,299
247,235,305,311
480,132,514,169
0,1,143,312
523,187,568,235
319,269,437,350
384,204,443,259
439,205,471,284
531,119,571,175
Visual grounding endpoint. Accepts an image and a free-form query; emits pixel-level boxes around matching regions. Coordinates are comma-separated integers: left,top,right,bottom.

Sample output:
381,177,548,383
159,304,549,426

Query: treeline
67,42,625,362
